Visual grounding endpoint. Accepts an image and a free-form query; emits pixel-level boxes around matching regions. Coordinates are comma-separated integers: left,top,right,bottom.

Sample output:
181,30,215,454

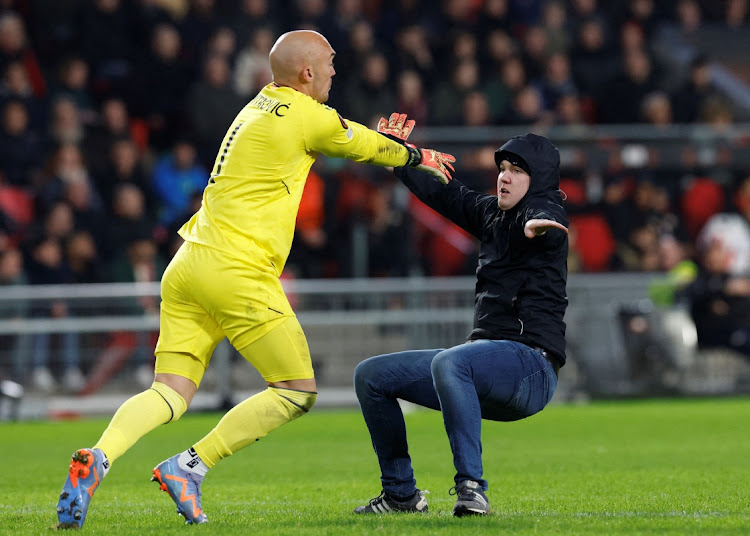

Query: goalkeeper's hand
377,112,414,142
377,112,456,184
406,148,456,184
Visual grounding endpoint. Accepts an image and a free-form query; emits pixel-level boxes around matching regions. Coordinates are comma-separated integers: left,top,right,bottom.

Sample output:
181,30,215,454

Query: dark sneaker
450,480,490,516
353,489,429,514
56,448,109,529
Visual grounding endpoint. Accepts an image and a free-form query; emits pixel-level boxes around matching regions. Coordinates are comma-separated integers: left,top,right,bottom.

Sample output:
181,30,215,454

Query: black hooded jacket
394,133,569,366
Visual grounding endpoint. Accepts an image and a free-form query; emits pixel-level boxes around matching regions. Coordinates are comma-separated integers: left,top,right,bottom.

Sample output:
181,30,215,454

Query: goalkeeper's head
269,30,336,104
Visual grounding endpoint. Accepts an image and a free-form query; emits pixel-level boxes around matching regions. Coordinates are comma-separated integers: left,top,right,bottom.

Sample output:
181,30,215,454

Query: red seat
569,213,616,272
681,177,725,239
0,186,34,225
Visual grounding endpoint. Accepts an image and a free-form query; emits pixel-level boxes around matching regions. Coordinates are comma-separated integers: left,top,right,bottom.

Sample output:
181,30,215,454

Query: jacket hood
494,133,561,200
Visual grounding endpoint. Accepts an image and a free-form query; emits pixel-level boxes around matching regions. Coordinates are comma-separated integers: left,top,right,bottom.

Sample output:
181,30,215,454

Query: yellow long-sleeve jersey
178,83,410,276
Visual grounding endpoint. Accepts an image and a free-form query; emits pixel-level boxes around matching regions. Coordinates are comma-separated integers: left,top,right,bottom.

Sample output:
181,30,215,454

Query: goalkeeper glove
405,147,456,184
377,112,456,184
377,112,415,142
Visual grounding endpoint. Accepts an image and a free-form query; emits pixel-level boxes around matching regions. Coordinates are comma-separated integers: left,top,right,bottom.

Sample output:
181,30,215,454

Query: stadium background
1,0,750,419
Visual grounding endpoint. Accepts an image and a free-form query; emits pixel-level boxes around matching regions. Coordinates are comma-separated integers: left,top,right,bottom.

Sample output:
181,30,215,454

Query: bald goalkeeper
55,30,455,528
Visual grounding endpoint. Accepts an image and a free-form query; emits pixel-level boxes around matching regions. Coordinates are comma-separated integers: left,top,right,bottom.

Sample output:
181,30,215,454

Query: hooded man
353,116,569,517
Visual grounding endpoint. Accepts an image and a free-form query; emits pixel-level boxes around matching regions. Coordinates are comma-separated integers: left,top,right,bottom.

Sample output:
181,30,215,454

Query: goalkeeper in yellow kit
55,30,455,528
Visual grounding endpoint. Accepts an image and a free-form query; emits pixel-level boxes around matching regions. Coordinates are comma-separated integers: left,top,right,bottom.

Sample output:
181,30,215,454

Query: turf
1,397,749,535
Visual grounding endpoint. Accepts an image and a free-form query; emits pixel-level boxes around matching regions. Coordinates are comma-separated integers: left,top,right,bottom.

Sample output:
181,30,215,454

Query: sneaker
32,367,56,392
450,480,490,516
134,364,154,389
353,489,429,514
56,448,109,529
62,368,86,393
152,454,208,524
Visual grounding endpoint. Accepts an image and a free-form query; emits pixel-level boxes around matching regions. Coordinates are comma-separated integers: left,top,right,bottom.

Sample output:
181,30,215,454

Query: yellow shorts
155,242,313,384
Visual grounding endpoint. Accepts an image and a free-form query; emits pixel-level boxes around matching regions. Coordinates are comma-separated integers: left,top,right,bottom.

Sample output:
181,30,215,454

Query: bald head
269,30,336,102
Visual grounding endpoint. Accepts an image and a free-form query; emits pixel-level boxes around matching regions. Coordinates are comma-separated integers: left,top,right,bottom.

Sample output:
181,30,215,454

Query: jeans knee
353,358,377,397
430,351,465,386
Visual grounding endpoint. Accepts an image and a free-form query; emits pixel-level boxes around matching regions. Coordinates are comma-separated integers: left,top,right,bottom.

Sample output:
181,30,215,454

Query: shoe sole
57,449,101,529
453,506,490,517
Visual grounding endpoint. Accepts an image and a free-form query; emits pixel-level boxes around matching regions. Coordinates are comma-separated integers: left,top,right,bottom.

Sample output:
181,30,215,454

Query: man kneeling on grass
353,115,569,517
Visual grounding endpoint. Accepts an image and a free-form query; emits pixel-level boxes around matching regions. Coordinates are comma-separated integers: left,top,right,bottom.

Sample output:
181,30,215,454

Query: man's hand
413,148,456,184
377,112,415,142
524,219,569,238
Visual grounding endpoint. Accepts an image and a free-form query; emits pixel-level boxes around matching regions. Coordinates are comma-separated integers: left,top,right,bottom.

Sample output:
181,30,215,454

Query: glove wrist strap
406,145,422,167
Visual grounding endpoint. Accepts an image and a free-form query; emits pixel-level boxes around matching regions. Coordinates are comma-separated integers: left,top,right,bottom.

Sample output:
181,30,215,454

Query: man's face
497,159,531,210
310,43,336,103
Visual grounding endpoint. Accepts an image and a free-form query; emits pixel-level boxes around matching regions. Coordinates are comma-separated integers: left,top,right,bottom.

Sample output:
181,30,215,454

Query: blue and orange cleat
56,448,109,529
152,455,208,524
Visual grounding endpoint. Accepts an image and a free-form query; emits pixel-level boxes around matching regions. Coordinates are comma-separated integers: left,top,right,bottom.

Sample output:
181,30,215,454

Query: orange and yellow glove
377,113,456,184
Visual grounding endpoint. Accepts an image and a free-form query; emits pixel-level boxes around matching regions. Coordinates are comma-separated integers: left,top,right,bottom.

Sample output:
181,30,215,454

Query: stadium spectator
541,0,570,54
47,95,84,146
185,52,246,164
432,58,481,125
151,137,206,226
596,47,657,124
49,56,95,125
286,168,329,279
394,69,429,127
134,22,192,151
503,84,554,126
83,96,144,179
95,137,154,216
392,24,436,83
231,0,275,50
0,98,41,186
0,246,28,383
1,59,46,129
55,30,454,528
685,224,750,359
35,143,90,214
354,126,567,517
65,229,104,284
671,55,718,124
533,51,578,112
519,24,550,81
180,0,226,65
344,51,395,124
101,182,156,266
110,231,167,387
0,11,46,98
77,0,136,99
233,25,274,98
570,17,615,101
23,231,84,393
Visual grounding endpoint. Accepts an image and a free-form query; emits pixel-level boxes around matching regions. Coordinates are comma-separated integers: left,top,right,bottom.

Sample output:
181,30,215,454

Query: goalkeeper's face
310,45,336,103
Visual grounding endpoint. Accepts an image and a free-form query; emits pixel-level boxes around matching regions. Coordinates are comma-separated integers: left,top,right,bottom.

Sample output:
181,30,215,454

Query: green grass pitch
1,397,749,535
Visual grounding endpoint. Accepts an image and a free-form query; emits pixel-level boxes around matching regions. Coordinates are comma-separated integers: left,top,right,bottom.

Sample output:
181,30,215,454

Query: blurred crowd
0,0,750,391
0,0,749,284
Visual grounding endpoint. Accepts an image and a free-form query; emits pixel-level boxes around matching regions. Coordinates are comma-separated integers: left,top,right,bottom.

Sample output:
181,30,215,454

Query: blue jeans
353,339,558,498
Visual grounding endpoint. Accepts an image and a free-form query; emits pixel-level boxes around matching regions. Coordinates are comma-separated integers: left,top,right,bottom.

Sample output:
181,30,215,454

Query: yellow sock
194,387,316,468
94,382,187,463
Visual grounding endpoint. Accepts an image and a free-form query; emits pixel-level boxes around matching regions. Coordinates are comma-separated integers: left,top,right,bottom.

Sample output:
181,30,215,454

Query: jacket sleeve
302,104,410,167
394,166,498,239
520,195,569,229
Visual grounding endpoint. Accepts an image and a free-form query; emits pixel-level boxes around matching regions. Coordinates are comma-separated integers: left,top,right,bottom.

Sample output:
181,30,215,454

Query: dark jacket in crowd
394,134,569,366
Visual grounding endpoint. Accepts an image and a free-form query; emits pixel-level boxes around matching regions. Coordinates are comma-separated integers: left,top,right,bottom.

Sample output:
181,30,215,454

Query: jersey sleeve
302,103,409,167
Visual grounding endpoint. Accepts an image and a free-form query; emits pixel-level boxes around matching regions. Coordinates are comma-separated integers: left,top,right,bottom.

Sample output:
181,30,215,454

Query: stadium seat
568,213,616,272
